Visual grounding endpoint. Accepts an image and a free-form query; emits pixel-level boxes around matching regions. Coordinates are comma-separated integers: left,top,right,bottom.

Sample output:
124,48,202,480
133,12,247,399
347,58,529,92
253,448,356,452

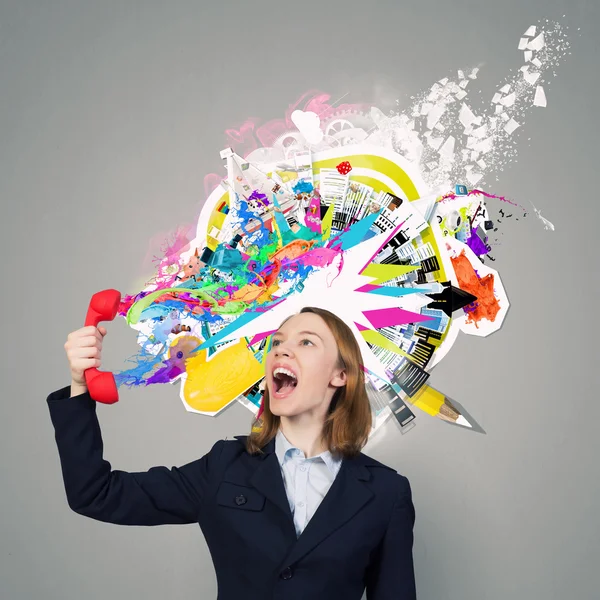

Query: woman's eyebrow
272,330,323,341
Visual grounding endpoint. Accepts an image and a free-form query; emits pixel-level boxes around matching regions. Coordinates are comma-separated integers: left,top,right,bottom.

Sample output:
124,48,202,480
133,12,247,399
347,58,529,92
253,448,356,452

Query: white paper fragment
459,103,477,129
477,159,487,169
495,104,504,114
466,170,484,185
468,68,479,79
474,137,493,153
438,136,456,161
527,32,545,51
524,25,537,37
455,90,467,100
434,122,446,132
500,92,516,107
458,69,465,79
420,102,433,116
426,105,446,129
499,84,511,93
500,112,510,122
530,202,555,231
428,136,444,150
523,70,541,85
504,118,520,134
524,50,533,62
533,85,547,107
472,125,488,138
426,161,438,170
518,37,529,50
438,77,449,85
532,57,542,67
492,92,502,104
459,80,469,89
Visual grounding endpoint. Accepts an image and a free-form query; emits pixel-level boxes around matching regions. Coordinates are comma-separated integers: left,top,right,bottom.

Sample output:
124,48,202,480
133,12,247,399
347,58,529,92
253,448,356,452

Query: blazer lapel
282,455,374,567
233,436,297,538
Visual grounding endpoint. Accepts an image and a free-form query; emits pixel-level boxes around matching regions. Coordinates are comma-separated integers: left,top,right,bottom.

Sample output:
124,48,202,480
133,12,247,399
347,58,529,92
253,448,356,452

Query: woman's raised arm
47,385,225,525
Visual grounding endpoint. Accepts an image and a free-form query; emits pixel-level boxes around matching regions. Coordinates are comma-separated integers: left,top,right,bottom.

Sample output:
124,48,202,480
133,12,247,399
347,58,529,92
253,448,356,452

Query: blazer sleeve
47,384,226,526
365,474,417,600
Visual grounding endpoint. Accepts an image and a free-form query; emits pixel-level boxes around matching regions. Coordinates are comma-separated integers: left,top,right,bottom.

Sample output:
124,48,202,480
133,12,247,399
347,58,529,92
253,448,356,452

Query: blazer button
280,566,293,580
235,494,247,506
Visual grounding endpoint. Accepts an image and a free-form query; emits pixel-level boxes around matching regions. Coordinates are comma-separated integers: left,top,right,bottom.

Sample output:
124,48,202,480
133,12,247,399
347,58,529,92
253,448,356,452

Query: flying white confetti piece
500,112,510,122
466,170,484,185
500,92,516,107
495,104,504,115
530,201,555,230
518,37,529,50
533,85,547,107
438,135,456,160
531,57,542,67
458,69,465,79
492,92,502,104
420,102,433,116
527,32,545,51
499,84,511,94
428,136,445,150
459,80,469,89
468,68,479,79
477,159,487,169
524,25,537,36
524,70,541,85
427,105,446,129
524,50,533,62
504,118,520,134
459,103,477,129
455,90,467,100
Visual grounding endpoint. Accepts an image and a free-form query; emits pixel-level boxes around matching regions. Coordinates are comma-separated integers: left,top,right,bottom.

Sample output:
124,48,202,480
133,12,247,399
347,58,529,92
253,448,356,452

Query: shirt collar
275,429,342,475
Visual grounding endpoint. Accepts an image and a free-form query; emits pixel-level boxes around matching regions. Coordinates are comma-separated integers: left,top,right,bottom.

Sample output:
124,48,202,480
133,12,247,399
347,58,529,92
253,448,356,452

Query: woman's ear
331,368,347,388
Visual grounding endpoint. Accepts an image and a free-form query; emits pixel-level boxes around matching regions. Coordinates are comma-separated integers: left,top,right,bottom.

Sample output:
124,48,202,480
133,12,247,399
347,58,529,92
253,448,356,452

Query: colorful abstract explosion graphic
112,20,568,435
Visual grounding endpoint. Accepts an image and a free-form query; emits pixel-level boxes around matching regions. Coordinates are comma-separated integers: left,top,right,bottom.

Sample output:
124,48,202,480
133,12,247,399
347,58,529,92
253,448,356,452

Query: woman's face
265,312,347,420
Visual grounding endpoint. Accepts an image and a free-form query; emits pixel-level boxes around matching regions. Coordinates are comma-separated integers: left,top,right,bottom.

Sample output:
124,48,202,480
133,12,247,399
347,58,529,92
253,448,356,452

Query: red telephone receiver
84,289,121,404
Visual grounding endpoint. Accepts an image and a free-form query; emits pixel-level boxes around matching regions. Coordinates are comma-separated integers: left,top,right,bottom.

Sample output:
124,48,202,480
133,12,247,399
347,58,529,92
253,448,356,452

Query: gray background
1,1,598,599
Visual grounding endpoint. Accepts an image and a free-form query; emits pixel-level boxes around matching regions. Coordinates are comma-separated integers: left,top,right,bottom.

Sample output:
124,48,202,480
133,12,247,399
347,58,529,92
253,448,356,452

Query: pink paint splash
439,189,523,210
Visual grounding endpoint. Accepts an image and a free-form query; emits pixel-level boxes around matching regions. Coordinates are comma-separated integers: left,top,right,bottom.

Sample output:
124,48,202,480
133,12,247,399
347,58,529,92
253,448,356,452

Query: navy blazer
47,385,416,599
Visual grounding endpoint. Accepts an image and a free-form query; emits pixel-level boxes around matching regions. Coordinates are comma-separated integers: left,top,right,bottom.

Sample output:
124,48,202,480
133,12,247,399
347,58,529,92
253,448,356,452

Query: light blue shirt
275,429,343,538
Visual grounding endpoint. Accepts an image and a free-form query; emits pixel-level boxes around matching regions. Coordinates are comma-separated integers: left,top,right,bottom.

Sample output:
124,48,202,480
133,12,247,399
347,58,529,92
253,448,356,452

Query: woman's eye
301,339,313,346
271,340,280,347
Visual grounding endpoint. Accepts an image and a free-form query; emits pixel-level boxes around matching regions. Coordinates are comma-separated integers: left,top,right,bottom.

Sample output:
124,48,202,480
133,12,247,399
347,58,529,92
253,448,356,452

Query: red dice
336,161,352,175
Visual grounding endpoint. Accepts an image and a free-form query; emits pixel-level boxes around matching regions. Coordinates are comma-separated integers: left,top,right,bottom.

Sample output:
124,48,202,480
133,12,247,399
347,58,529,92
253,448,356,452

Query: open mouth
272,367,298,398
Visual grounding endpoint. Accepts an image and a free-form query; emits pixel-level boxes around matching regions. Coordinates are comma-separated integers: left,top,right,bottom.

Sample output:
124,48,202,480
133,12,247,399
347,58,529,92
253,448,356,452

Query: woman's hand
64,325,107,395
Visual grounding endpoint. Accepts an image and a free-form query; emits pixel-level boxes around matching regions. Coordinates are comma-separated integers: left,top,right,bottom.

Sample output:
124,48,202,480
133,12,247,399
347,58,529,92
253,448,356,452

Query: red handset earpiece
84,289,121,404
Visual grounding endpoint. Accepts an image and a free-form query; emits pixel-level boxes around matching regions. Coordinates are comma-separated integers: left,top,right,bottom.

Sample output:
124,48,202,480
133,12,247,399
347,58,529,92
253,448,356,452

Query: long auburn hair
245,306,372,458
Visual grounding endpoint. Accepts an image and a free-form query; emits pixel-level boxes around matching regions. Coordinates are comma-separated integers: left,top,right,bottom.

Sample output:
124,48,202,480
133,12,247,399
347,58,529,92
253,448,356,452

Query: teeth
273,367,297,380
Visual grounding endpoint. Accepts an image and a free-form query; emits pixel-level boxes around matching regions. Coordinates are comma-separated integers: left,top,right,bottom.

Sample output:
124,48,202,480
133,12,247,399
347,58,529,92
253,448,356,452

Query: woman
48,306,416,599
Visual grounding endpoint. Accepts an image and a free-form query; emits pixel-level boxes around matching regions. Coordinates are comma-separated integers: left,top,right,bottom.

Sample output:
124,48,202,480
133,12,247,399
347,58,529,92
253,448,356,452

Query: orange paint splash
450,250,500,328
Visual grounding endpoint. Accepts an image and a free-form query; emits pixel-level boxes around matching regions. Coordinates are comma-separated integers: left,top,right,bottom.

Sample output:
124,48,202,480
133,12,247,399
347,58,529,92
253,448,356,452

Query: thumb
98,326,108,337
